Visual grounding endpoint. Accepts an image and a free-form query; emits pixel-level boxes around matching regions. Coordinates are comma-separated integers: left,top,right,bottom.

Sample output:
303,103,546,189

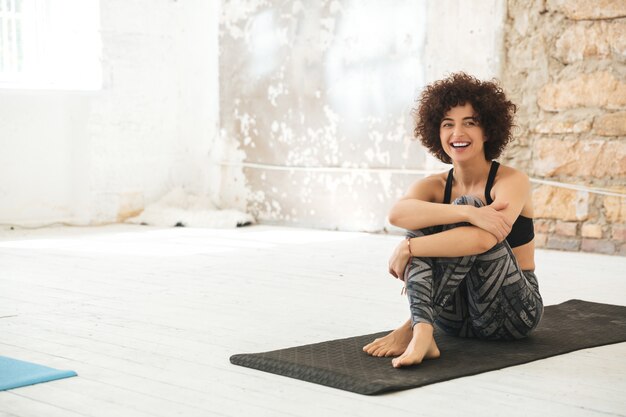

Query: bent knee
452,195,485,208
405,226,440,239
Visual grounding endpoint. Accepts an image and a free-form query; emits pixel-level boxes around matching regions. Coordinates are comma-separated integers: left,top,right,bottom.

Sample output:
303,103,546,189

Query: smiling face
439,103,487,164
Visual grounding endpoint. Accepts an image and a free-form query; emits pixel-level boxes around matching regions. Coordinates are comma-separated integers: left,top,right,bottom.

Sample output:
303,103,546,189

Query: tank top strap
484,161,500,205
443,168,454,204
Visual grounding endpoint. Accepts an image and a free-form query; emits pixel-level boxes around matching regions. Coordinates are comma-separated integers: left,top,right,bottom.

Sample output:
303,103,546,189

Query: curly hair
414,72,517,164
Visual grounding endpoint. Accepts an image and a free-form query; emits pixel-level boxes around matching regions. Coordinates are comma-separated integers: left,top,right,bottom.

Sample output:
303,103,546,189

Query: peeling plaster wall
218,0,506,231
0,1,220,226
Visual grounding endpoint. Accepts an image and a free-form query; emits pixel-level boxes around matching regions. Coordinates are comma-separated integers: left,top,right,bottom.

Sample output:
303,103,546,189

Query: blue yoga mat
0,356,77,391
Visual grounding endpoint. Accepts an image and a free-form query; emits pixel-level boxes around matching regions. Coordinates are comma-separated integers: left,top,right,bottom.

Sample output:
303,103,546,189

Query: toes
363,339,382,353
363,343,380,355
392,352,424,368
392,359,404,368
392,356,403,368
372,347,385,357
363,342,378,353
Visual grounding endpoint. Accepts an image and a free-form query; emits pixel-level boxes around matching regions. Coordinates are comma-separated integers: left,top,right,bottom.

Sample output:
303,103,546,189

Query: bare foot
362,319,413,357
391,323,440,368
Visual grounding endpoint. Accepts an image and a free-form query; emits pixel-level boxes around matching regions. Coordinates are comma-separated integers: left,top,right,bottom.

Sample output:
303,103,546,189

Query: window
0,0,23,74
0,0,101,90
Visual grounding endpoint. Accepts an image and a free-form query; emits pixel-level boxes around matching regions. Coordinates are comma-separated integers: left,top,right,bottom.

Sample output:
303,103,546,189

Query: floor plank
1,224,625,417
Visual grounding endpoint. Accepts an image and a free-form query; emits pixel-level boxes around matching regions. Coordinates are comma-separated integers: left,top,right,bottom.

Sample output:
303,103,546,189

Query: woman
363,73,543,368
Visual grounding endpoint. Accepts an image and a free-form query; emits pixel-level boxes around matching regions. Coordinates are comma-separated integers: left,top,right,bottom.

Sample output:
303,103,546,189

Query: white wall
0,0,506,231
218,0,429,232
216,0,507,232
0,0,220,226
424,0,506,84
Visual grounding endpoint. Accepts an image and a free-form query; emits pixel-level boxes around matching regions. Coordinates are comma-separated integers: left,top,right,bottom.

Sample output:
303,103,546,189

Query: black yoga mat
230,300,626,395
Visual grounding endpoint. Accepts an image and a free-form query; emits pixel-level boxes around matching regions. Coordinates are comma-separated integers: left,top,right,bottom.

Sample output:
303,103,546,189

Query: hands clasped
468,200,512,243
388,200,512,281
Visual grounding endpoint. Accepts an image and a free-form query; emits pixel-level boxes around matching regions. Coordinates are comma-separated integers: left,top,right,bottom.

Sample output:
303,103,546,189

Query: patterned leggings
404,195,544,340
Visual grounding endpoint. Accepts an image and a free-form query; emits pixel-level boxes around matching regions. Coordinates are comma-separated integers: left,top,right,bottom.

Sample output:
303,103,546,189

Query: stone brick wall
503,0,626,255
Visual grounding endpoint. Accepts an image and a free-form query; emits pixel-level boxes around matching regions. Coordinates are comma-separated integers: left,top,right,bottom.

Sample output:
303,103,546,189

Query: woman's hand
389,239,411,280
467,201,512,242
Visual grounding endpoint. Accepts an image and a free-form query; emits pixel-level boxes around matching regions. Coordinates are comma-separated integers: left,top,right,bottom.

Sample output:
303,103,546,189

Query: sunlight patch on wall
219,0,428,231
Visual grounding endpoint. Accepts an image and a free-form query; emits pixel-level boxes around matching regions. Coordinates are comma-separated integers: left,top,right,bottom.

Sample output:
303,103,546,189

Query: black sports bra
443,161,534,248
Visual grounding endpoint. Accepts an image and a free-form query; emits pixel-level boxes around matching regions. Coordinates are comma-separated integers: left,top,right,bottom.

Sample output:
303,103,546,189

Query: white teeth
451,142,470,148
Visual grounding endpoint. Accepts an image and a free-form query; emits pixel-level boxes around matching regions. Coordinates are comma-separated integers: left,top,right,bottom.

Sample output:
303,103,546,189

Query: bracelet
406,238,413,257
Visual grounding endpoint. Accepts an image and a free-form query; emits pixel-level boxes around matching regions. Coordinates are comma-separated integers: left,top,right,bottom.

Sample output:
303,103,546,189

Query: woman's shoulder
404,170,449,201
493,162,534,215
495,163,530,185
418,170,450,190
492,163,532,206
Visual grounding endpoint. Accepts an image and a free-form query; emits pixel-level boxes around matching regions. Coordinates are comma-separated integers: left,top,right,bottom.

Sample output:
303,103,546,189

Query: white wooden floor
0,224,625,417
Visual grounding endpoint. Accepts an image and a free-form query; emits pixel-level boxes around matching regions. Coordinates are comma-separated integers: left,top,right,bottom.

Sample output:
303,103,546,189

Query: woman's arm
390,174,512,241
389,226,498,279
388,175,472,230
409,226,497,257
388,169,531,279
409,170,530,257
